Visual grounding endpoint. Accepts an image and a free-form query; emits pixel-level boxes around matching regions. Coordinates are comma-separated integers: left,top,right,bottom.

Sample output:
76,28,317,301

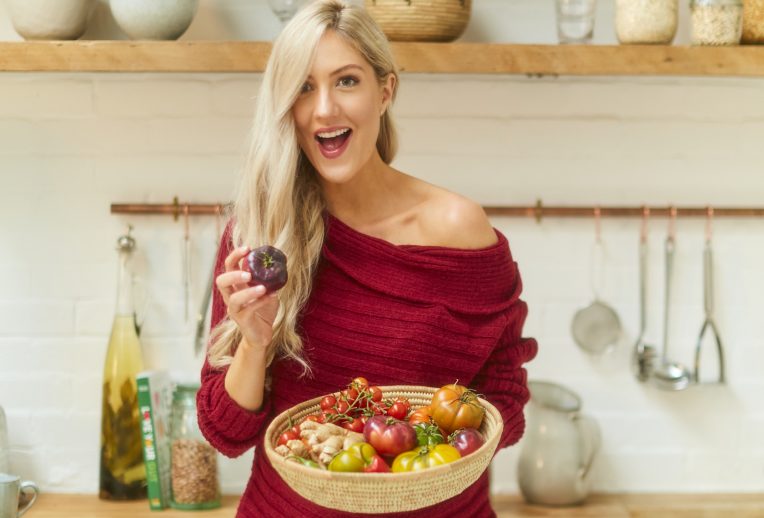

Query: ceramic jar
517,381,601,506
110,0,199,40
5,0,95,40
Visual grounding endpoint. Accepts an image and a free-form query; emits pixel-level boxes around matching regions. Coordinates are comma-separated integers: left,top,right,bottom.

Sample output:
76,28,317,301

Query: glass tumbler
556,0,597,43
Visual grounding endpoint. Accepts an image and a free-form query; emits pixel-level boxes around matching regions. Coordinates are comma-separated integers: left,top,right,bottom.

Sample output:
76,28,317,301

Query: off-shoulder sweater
197,210,538,517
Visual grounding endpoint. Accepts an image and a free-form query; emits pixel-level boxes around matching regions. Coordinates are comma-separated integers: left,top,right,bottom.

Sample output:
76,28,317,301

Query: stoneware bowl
110,0,199,40
5,0,96,40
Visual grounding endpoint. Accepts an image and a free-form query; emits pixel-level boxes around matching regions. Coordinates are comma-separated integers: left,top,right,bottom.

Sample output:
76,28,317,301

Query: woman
197,1,537,516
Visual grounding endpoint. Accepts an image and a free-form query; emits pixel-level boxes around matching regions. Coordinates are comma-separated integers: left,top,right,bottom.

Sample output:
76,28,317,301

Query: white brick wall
1,0,763,498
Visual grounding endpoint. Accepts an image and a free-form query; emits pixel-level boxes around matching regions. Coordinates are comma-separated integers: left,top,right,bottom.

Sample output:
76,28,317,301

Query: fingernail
241,272,251,281
239,245,249,253
254,285,266,294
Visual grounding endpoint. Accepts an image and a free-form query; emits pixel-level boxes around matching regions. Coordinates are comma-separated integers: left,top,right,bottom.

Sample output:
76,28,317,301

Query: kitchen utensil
0,474,38,518
518,381,600,506
183,205,190,323
651,208,692,391
571,208,622,354
694,207,726,384
632,207,657,382
195,206,223,356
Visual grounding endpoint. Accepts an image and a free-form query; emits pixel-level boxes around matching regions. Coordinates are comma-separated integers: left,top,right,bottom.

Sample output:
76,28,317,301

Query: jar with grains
742,0,764,43
169,383,221,510
691,0,743,45
615,0,678,44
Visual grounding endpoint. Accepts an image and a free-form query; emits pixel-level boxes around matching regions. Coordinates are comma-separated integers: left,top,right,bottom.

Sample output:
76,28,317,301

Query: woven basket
264,385,503,514
364,0,472,42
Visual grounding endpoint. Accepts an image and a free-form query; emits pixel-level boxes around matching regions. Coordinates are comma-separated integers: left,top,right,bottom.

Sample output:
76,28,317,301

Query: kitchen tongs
694,208,726,384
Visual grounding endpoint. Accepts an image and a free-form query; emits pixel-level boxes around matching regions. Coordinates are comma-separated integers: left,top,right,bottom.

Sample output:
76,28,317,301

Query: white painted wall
1,0,763,497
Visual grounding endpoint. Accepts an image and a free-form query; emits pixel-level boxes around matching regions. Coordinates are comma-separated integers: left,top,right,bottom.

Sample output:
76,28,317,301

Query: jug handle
18,480,39,517
572,413,601,480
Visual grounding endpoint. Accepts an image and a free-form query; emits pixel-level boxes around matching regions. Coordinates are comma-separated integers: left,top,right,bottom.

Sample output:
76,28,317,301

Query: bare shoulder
422,191,498,249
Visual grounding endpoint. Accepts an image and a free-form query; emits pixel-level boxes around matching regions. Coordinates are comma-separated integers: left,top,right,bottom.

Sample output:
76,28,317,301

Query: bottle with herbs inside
99,226,147,500
615,0,679,44
170,383,221,510
691,0,744,45
742,0,764,42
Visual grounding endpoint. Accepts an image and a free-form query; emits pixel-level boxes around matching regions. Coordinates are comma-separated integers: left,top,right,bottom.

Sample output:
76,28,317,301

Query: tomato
369,386,383,403
352,377,369,389
341,416,365,433
449,428,485,457
277,429,299,447
320,395,337,411
328,442,389,473
408,406,434,427
413,422,444,447
303,414,324,424
341,387,360,404
386,401,409,420
335,399,350,415
363,415,418,458
391,444,461,473
430,384,485,434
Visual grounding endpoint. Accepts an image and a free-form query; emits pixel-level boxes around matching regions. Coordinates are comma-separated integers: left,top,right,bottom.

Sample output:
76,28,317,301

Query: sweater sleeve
196,220,273,458
470,270,538,450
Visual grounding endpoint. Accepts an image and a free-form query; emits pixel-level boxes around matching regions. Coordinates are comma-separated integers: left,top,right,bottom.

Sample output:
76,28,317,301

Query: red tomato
341,387,360,403
363,415,418,458
386,401,409,420
341,416,365,433
336,399,350,415
448,428,485,457
319,395,337,412
352,377,369,389
277,429,299,447
369,386,383,403
430,384,485,434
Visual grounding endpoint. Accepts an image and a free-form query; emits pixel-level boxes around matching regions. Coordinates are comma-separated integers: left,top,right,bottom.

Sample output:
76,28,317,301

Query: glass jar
169,384,221,510
742,0,764,42
0,404,9,473
691,0,744,45
615,0,679,44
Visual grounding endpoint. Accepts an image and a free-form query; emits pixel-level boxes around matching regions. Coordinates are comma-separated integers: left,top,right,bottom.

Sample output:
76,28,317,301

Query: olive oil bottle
99,226,147,500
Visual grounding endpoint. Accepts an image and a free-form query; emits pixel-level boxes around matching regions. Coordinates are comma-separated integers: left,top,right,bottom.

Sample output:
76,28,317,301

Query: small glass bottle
170,384,221,510
691,0,744,45
99,226,147,500
615,0,678,44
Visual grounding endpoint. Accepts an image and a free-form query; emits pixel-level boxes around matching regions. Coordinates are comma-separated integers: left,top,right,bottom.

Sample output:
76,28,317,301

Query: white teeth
317,128,350,139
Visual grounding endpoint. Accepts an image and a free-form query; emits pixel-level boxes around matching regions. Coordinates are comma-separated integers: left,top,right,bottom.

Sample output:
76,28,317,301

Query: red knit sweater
197,211,537,517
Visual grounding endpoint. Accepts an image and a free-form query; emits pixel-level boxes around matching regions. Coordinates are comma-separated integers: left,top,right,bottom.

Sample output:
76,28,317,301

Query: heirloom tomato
430,384,485,434
391,444,461,473
448,428,485,457
363,415,417,458
413,422,444,447
328,442,390,473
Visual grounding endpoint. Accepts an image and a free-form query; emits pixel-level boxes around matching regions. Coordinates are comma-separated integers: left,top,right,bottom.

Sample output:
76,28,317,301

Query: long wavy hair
207,0,400,375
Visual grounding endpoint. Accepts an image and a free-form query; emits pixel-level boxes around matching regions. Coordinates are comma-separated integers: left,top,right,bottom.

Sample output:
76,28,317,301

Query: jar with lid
742,0,764,43
691,0,743,44
615,0,678,44
169,384,221,510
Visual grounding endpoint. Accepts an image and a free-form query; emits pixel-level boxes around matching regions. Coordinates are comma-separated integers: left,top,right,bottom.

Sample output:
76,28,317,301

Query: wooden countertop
27,493,764,517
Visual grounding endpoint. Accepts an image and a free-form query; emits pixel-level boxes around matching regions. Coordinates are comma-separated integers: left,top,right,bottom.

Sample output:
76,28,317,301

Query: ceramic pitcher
517,381,600,506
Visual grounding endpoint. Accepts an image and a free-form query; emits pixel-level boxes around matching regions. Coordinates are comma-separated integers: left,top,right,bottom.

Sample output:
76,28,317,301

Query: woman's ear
380,73,396,115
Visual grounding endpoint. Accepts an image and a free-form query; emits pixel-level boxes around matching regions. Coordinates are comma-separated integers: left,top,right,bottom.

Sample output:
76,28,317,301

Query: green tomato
391,444,461,473
328,442,377,472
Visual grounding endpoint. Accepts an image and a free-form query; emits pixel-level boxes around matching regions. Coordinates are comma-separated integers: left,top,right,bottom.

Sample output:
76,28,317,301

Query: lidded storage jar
615,0,679,44
742,0,764,42
169,384,221,510
691,0,743,44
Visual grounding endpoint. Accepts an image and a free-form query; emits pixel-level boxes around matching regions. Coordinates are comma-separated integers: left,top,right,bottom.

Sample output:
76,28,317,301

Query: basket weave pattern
264,385,503,514
364,0,472,42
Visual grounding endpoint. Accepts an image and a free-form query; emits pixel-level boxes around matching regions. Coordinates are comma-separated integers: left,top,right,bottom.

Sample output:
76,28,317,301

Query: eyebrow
306,64,365,79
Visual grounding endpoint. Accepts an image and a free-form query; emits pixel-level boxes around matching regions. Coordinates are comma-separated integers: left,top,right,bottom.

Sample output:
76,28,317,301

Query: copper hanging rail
111,198,764,223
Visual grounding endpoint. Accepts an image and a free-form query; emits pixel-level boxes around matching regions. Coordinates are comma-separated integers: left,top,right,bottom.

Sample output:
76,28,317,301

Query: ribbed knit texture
197,211,538,517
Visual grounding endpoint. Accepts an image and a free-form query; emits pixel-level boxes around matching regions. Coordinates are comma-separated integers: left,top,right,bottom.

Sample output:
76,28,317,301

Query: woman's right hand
216,245,280,353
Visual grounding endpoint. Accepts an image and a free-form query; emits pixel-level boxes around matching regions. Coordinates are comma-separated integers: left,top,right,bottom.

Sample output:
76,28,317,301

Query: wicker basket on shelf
364,0,472,42
264,385,503,514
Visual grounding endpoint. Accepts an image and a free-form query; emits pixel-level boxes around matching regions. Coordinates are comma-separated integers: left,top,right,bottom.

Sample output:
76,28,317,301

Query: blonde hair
208,0,400,375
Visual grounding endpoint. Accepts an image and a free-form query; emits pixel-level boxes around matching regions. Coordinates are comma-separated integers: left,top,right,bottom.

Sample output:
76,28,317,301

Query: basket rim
264,385,503,480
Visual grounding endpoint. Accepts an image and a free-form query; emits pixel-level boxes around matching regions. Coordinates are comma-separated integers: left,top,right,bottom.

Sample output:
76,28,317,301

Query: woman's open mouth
315,128,352,159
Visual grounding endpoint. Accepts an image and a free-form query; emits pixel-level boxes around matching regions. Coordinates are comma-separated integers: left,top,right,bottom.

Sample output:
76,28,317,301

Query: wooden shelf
2,41,764,76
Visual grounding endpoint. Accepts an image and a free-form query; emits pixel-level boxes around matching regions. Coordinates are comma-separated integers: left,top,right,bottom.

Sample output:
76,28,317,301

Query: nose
315,87,339,119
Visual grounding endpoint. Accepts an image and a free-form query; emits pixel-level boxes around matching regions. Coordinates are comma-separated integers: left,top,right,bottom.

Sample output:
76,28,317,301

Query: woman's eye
337,76,358,88
300,82,313,94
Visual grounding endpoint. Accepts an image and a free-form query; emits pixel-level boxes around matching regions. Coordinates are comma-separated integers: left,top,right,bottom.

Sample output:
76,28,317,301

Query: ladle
651,207,692,391
632,207,657,382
